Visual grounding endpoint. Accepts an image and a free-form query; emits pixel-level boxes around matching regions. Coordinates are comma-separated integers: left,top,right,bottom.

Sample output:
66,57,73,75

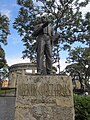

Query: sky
0,0,90,71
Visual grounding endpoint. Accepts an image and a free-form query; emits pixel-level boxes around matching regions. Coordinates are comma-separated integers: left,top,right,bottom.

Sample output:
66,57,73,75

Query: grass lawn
0,88,16,94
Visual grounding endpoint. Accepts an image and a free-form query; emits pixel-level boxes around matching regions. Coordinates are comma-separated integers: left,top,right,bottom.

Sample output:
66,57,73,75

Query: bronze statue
33,17,53,74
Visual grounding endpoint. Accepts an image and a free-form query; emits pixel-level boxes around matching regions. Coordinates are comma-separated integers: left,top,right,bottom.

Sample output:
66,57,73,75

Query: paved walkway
0,97,16,120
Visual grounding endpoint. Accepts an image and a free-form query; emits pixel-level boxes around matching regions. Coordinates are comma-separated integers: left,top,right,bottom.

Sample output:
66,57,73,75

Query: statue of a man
33,16,53,74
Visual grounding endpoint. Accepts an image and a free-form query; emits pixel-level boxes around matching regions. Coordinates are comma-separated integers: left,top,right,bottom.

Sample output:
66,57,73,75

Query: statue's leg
37,35,45,74
45,39,52,74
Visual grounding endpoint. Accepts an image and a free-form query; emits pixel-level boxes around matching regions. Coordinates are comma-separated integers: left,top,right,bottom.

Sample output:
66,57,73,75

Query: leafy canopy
13,0,89,61
0,13,10,78
0,13,10,45
65,46,90,89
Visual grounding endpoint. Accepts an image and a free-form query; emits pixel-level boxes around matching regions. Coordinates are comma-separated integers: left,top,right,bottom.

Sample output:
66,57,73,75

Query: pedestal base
15,75,75,120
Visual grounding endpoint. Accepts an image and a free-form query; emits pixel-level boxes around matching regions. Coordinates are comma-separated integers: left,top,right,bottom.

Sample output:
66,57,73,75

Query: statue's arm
32,25,43,37
32,22,49,37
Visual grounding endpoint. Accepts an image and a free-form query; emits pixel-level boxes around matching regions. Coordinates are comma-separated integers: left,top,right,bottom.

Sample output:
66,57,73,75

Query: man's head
41,14,48,23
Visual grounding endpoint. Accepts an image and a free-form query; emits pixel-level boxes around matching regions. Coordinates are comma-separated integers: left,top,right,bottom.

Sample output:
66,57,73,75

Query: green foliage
0,88,15,94
0,45,8,80
0,45,6,69
0,13,10,45
0,66,9,80
82,12,90,46
65,47,90,89
74,95,90,120
0,13,10,67
13,0,89,61
66,47,90,64
0,13,10,78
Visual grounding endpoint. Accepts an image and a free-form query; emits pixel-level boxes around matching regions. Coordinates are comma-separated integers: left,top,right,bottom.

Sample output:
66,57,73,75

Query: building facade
9,63,37,88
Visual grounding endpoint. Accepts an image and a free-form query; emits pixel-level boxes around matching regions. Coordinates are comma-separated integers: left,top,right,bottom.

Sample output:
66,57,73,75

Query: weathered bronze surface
33,21,53,74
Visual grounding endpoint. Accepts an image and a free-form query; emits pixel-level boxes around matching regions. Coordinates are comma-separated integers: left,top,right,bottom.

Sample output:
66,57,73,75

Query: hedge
74,94,90,120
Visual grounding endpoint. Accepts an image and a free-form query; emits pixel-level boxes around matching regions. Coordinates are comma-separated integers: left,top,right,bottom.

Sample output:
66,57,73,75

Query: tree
65,47,90,90
0,66,9,80
13,0,89,62
0,46,7,69
0,13,10,45
80,12,90,46
0,13,10,79
0,13,10,67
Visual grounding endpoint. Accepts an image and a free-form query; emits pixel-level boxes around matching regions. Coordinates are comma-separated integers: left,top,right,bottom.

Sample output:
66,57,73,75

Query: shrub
74,95,90,120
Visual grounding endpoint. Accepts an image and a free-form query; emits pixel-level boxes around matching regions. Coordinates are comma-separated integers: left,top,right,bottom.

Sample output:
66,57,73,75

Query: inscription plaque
15,75,75,120
18,83,71,97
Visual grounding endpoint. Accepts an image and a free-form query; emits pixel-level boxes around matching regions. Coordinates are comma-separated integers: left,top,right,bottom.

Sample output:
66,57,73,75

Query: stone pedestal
15,75,75,120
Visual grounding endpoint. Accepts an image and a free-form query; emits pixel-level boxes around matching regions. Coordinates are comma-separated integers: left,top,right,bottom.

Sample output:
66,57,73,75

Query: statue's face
41,15,48,23
36,15,48,24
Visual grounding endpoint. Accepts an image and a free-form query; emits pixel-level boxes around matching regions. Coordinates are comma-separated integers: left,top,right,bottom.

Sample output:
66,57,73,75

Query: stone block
15,75,75,120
